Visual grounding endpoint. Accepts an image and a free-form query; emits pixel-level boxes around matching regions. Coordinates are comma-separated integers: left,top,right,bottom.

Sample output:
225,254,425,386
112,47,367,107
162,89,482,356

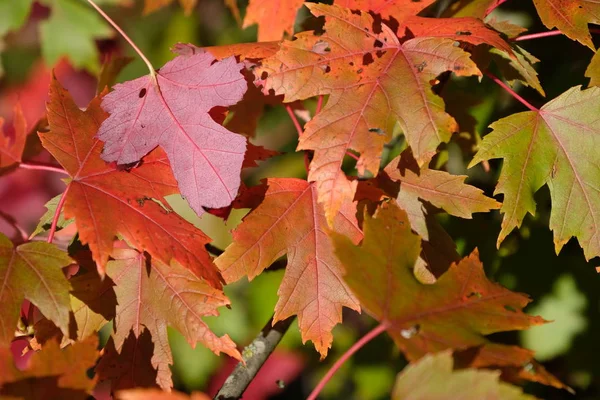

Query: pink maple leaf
97,48,247,216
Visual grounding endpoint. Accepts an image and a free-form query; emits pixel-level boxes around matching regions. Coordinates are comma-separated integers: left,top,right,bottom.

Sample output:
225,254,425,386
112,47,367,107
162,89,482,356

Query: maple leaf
39,77,222,286
119,388,210,400
0,336,99,399
0,104,26,170
470,85,600,260
97,332,161,391
384,149,501,219
335,0,436,22
258,4,482,223
486,19,529,39
532,0,600,50
0,0,34,36
382,149,499,277
333,202,544,360
401,16,513,55
0,233,72,347
487,46,545,96
586,50,600,87
243,0,305,41
216,178,362,358
70,265,116,340
39,0,113,74
105,247,241,389
202,42,281,61
454,344,570,391
392,351,538,400
97,47,248,218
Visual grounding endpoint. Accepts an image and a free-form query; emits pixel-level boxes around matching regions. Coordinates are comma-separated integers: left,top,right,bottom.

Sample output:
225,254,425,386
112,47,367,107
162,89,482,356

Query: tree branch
214,315,295,400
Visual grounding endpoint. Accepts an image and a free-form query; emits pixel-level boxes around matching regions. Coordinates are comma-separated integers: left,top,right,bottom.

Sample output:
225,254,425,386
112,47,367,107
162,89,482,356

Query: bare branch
214,316,295,400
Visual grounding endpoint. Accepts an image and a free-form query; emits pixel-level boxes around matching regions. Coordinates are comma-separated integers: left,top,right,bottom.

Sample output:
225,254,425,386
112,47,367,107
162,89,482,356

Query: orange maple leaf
39,77,222,286
257,4,486,223
216,178,362,358
243,0,305,41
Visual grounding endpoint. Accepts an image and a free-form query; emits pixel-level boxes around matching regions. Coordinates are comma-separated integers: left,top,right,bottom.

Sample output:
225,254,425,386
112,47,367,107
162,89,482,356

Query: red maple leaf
97,47,248,217
39,77,222,286
0,104,26,170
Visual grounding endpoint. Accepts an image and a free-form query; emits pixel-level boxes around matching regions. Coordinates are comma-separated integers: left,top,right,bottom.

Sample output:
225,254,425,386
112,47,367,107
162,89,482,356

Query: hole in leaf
362,53,374,66
467,292,482,299
312,40,331,54
369,127,385,135
504,305,517,312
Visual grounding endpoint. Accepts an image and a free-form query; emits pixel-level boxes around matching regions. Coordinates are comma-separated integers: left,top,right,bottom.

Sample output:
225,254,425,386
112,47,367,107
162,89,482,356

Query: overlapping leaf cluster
1,0,598,397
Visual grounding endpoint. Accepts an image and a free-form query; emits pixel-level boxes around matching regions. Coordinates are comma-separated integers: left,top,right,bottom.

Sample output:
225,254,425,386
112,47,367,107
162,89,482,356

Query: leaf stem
286,104,311,173
47,183,71,244
316,95,324,115
0,210,28,243
307,322,389,400
345,151,360,162
84,0,156,78
285,104,304,137
514,28,600,42
484,0,509,16
19,162,68,175
214,315,295,399
485,72,538,112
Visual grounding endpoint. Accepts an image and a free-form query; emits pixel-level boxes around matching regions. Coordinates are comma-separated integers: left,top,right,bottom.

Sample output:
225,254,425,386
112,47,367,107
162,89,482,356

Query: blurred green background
0,0,598,399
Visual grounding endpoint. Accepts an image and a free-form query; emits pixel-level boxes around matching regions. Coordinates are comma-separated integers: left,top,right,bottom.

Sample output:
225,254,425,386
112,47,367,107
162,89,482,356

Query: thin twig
19,162,68,175
307,322,389,400
214,316,295,400
0,210,28,243
84,0,156,78
47,183,71,244
485,72,538,112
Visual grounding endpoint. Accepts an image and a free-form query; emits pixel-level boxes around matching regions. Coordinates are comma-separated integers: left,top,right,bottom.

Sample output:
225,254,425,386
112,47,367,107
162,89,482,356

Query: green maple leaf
39,0,113,73
0,233,72,346
471,85,600,260
0,0,34,36
393,351,538,400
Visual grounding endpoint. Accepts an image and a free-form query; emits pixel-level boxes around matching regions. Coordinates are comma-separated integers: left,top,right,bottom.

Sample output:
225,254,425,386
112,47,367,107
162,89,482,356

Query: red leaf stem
485,72,539,112
19,162,68,175
306,322,389,400
47,183,71,244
